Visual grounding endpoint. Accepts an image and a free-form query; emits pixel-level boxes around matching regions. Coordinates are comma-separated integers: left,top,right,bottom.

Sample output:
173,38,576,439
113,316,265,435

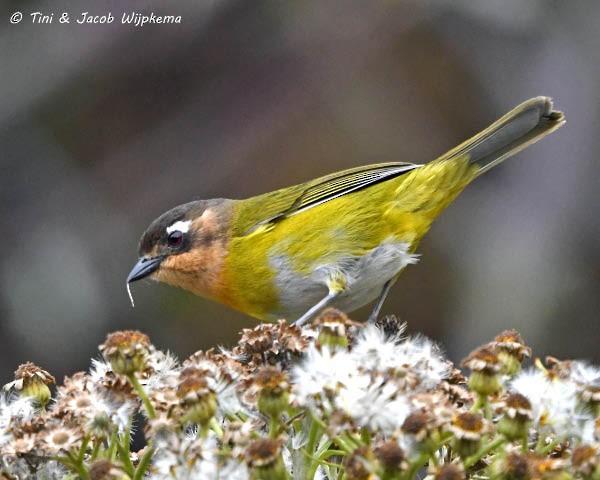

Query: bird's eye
167,230,184,248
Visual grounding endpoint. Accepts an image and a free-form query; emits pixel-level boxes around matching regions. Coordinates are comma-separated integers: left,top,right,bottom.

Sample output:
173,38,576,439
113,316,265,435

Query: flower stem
210,417,224,439
538,438,560,456
406,452,430,480
472,394,491,419
116,436,136,477
464,436,506,468
134,447,155,480
65,452,89,480
107,431,119,461
128,373,156,420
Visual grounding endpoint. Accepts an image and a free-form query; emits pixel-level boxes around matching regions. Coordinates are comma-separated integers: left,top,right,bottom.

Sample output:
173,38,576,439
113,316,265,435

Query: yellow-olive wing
236,162,419,236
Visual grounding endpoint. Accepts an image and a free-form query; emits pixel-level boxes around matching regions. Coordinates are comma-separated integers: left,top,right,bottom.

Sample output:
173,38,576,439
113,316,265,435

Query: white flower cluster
2,318,600,479
511,361,600,443
293,324,449,435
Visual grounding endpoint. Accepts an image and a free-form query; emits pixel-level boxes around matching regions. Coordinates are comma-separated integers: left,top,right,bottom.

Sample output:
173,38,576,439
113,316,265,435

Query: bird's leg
367,278,395,323
294,291,338,327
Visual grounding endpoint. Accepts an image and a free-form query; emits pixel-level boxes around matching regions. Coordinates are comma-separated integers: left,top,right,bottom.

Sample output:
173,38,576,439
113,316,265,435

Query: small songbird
127,97,564,326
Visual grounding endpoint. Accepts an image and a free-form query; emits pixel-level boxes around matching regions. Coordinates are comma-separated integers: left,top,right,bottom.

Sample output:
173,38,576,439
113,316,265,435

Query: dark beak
127,256,163,283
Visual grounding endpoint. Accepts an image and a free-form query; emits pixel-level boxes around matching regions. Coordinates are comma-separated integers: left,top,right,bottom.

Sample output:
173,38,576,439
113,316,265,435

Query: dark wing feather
241,162,420,235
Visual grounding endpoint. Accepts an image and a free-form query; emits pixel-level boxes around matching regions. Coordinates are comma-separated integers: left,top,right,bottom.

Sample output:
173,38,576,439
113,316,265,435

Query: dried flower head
490,450,530,480
344,446,374,480
2,433,37,456
462,345,502,374
39,426,82,456
222,419,258,459
252,366,290,419
176,368,217,426
462,346,503,396
401,408,444,453
497,392,533,441
571,445,598,476
450,412,486,458
89,460,128,480
245,438,287,480
433,464,466,480
450,412,486,441
374,440,407,475
89,359,137,402
314,308,360,348
4,362,55,408
374,314,405,339
545,356,574,380
492,330,531,362
501,392,533,420
99,330,153,375
527,454,568,480
232,320,309,368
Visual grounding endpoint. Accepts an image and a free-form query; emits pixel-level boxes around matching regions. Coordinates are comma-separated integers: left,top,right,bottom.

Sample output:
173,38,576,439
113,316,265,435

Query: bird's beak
127,256,163,283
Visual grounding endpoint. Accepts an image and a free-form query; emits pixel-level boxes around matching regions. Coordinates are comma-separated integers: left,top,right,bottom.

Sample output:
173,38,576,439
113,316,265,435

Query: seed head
489,451,530,480
245,438,288,480
450,412,486,458
99,330,153,375
497,392,533,440
89,460,127,480
344,446,374,480
374,440,407,476
571,445,598,477
252,366,290,419
314,308,358,349
433,464,466,480
5,362,55,408
462,346,503,396
492,330,531,375
176,367,217,426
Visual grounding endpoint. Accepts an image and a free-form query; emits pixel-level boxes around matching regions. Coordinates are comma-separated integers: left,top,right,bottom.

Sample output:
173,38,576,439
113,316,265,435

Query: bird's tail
434,97,565,176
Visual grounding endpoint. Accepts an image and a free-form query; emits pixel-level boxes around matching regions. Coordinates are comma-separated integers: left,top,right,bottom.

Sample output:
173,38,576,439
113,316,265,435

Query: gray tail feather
434,97,565,176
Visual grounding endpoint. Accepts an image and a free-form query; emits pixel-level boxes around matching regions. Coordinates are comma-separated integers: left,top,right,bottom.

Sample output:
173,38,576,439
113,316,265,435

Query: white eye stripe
166,220,191,234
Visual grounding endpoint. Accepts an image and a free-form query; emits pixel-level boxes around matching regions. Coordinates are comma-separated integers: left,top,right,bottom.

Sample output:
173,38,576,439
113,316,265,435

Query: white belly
269,239,418,320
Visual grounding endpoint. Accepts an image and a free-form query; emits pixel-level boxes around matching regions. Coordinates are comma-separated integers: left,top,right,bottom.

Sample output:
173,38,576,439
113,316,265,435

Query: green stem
128,374,156,420
125,419,132,449
269,416,279,438
333,435,356,454
539,438,560,456
472,394,491,419
65,452,89,480
360,427,371,446
116,437,136,477
340,433,361,451
320,449,346,458
134,446,155,480
464,436,506,468
77,434,90,463
107,431,119,461
406,452,430,480
520,434,529,453
314,439,333,459
209,417,224,439
534,433,548,454
307,441,338,480
306,416,323,458
90,441,101,461
302,449,345,470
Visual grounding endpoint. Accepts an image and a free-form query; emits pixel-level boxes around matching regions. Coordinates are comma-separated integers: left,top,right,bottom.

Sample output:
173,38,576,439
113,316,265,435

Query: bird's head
127,199,232,300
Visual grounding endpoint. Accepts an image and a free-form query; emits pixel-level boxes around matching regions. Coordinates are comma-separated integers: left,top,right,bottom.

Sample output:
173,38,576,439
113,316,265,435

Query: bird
127,97,564,326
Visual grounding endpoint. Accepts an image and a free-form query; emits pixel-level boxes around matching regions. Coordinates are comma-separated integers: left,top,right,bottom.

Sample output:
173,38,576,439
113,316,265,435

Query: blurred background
1,0,599,385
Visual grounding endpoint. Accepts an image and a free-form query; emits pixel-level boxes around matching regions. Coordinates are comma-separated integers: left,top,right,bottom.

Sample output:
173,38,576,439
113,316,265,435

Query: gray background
1,0,599,384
